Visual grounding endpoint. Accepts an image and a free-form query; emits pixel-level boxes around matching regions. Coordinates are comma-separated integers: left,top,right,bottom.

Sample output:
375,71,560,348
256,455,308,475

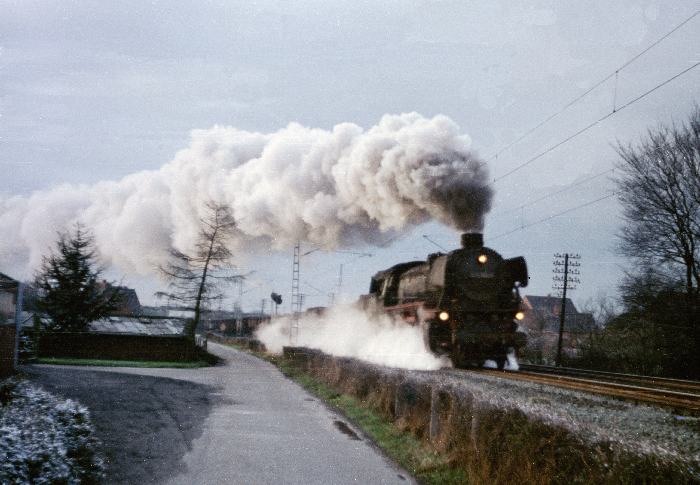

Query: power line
301,280,324,295
491,168,614,218
422,234,447,251
492,60,700,184
491,193,616,241
484,8,700,163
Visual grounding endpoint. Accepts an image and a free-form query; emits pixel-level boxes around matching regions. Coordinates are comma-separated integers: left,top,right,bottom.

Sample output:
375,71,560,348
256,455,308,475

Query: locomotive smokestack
461,233,483,249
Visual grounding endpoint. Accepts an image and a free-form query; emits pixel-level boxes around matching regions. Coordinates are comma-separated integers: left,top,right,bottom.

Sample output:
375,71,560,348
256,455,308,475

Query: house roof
563,313,596,333
88,317,186,336
523,295,579,315
117,288,140,308
0,272,19,289
521,295,596,333
101,284,141,313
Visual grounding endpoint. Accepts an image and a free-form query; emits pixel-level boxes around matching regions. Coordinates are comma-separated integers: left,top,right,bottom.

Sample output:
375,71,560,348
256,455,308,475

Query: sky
1,0,699,314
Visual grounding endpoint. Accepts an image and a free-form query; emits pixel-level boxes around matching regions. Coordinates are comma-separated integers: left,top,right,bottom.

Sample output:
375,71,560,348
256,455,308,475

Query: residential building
520,295,596,362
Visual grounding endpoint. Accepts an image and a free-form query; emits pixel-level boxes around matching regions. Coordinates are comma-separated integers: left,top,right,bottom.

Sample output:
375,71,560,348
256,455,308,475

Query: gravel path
26,343,414,484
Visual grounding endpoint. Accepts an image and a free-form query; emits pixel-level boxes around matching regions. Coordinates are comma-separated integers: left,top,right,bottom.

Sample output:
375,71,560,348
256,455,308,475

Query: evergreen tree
35,224,119,331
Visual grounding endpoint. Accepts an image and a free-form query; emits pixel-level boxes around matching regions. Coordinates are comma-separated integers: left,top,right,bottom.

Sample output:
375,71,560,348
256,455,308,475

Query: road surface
27,342,415,484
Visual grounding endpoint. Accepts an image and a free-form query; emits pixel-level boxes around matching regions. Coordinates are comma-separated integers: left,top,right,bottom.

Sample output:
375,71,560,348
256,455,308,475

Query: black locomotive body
360,233,528,369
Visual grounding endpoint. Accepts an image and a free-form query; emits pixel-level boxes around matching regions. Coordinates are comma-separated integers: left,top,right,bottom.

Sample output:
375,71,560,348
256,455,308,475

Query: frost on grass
0,379,105,484
419,369,700,468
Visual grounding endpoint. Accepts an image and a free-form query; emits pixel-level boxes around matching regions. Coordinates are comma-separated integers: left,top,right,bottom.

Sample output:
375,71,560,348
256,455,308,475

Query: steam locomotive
360,233,528,369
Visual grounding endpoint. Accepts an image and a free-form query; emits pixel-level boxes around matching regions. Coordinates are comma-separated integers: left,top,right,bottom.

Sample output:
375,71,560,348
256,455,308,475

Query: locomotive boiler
360,233,528,369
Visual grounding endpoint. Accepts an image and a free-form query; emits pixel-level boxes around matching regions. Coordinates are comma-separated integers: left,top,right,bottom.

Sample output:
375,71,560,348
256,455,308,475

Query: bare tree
157,202,238,339
615,107,700,375
615,107,700,300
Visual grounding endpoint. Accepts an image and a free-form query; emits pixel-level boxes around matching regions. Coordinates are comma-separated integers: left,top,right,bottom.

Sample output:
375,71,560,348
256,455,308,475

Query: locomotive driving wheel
450,345,477,369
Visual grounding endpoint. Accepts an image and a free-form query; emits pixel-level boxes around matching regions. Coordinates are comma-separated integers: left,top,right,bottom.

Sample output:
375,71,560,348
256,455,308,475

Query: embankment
281,346,699,484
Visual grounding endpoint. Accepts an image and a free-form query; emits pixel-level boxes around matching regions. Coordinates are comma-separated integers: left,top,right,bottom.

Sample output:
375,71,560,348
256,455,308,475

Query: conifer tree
35,224,119,331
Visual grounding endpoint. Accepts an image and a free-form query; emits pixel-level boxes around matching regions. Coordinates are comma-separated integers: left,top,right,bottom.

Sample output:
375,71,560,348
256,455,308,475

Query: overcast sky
1,1,699,312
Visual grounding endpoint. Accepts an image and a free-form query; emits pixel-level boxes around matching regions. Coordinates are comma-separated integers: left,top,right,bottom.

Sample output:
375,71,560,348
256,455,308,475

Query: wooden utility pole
555,254,569,367
553,253,581,366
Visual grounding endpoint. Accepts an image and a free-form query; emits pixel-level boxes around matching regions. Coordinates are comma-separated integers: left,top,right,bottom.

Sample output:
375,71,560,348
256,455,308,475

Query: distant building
520,295,596,362
0,273,20,377
139,306,172,318
97,281,142,316
36,316,197,362
203,310,270,336
88,316,186,336
0,272,19,323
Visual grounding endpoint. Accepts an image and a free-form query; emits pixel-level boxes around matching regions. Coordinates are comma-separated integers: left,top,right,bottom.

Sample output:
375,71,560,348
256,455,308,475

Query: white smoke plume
256,305,449,371
0,113,492,276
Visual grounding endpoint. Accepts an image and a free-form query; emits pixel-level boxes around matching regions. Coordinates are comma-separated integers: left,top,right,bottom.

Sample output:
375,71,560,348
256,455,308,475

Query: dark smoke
0,113,492,277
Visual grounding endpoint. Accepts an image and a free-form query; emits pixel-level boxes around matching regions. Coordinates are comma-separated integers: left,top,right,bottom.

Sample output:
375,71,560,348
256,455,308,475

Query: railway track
468,364,700,412
519,364,700,394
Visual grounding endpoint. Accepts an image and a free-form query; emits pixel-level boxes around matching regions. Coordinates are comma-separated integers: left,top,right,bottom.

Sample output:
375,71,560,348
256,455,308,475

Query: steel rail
466,368,700,412
518,364,700,393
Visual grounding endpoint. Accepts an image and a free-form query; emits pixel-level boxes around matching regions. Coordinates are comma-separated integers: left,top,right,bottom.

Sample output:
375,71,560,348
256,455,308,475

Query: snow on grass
420,369,700,467
0,379,105,484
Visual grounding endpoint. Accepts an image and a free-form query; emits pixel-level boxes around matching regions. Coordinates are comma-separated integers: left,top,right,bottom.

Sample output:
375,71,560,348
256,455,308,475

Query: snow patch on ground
0,379,104,484
424,369,700,467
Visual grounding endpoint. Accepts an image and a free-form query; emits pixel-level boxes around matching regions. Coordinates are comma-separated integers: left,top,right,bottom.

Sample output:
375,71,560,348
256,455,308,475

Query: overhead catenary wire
491,193,617,241
492,60,700,184
484,8,700,163
490,168,615,218
422,234,448,251
281,12,698,303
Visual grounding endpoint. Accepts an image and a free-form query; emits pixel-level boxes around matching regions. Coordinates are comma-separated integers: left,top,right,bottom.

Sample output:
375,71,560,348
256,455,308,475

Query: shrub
0,379,105,484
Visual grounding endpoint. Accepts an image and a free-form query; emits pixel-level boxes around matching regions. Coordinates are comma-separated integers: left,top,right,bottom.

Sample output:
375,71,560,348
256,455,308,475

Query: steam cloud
256,305,448,370
0,113,492,276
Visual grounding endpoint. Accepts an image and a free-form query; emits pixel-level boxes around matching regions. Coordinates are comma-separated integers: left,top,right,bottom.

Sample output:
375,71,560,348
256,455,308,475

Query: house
0,272,19,323
520,295,596,362
0,273,20,377
97,281,142,316
203,310,270,336
37,316,196,362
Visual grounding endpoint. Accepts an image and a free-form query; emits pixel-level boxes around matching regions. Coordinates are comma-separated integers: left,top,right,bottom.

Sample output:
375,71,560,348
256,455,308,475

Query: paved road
27,342,415,484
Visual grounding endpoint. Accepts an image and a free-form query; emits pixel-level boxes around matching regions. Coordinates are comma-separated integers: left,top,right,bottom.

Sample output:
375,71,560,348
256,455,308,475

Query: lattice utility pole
552,253,581,366
290,241,301,344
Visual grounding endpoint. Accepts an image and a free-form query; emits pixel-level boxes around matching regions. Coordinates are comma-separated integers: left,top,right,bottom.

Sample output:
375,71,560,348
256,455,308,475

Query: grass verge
225,343,468,485
36,357,210,368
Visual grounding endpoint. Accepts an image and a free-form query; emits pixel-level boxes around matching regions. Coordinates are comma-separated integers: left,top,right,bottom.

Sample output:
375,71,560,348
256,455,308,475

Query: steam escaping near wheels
255,305,451,371
507,349,520,371
483,349,520,371
0,113,492,278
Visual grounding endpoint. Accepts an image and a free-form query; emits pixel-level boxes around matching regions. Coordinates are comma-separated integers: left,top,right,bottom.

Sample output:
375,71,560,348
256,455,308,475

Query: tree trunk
189,228,218,340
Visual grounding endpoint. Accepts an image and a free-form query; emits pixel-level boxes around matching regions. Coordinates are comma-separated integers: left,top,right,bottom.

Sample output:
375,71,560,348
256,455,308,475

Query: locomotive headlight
515,311,525,321
438,311,449,321
477,254,488,264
